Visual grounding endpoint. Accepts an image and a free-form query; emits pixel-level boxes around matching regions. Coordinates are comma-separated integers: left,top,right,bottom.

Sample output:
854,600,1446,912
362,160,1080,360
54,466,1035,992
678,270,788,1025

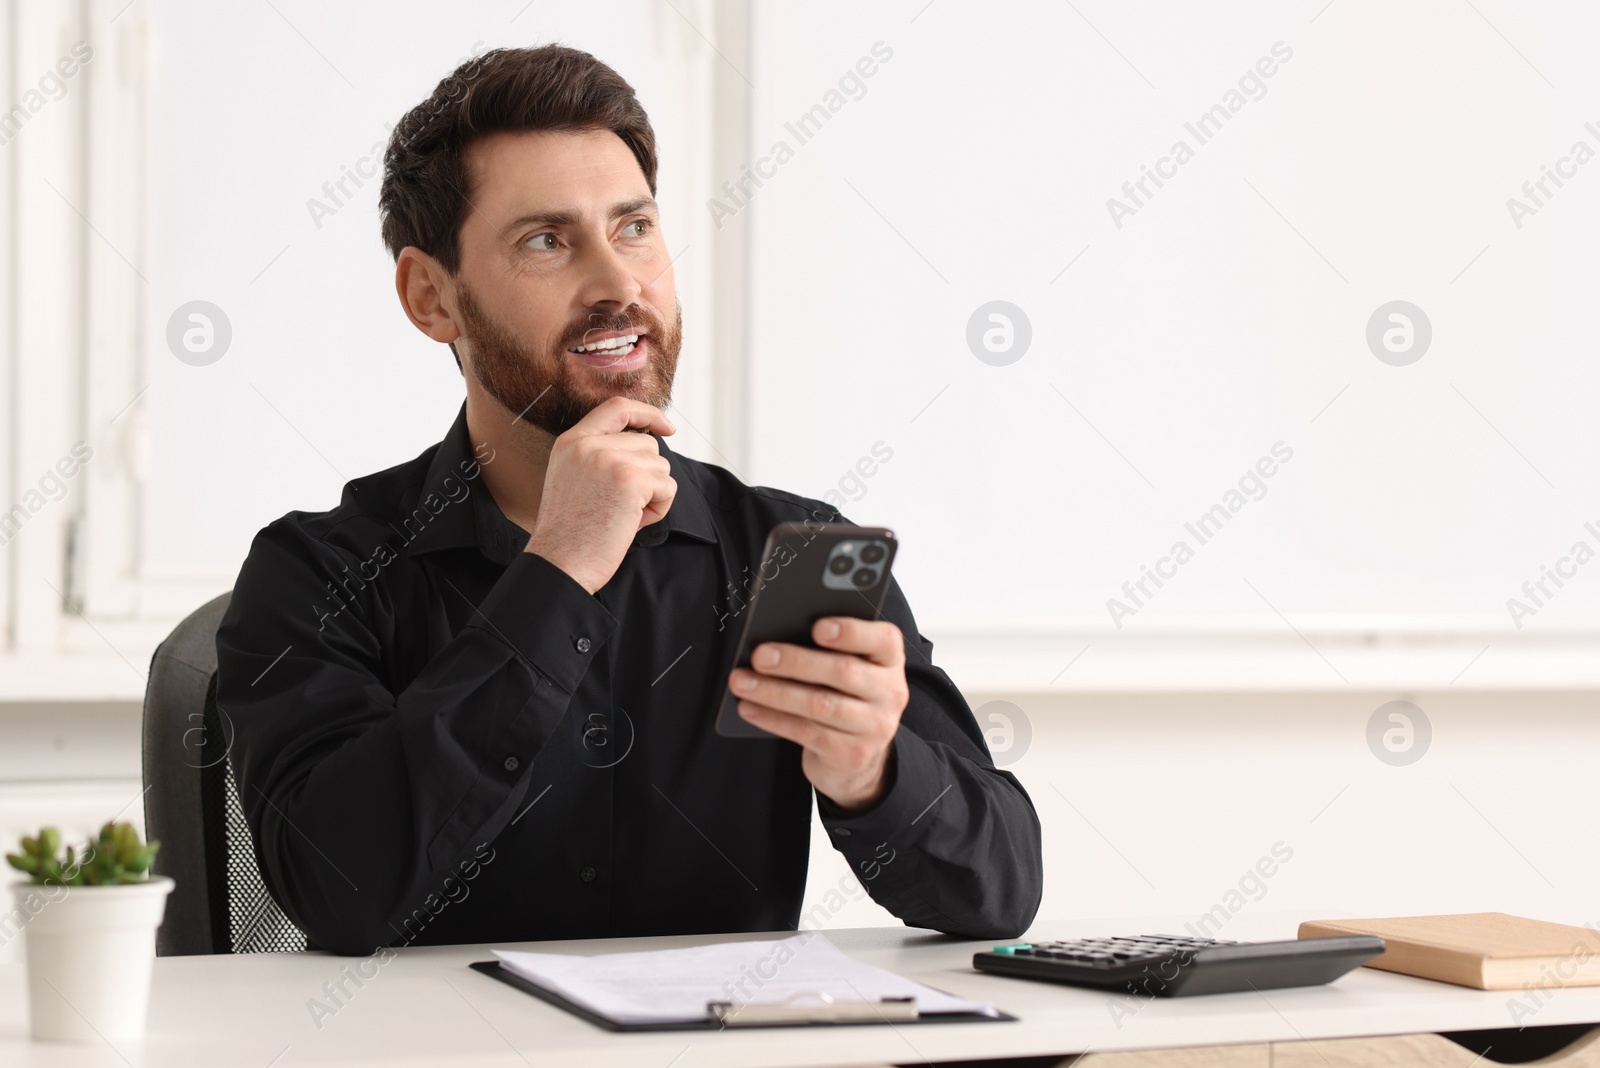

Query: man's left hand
728,617,909,813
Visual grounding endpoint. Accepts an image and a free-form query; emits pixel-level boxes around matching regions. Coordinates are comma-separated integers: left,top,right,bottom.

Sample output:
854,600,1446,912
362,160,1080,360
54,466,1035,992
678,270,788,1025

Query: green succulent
6,822,160,886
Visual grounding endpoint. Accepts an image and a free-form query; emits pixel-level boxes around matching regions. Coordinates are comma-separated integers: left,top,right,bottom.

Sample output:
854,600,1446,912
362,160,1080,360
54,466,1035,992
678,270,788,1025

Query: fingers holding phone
729,616,910,812
715,524,904,812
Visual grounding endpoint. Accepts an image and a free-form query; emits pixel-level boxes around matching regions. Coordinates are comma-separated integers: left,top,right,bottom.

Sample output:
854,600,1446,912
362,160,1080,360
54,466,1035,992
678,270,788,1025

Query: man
216,44,1041,956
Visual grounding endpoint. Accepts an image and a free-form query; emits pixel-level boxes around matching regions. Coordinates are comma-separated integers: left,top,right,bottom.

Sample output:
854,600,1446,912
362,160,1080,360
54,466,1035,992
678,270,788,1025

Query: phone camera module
823,537,890,590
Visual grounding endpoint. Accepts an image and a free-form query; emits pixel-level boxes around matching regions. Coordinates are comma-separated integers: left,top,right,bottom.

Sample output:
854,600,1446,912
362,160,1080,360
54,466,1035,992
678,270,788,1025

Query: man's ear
395,247,462,344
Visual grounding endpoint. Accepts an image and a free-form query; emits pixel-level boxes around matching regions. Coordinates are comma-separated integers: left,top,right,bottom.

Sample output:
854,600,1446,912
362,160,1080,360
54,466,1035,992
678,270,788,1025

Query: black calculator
973,934,1385,997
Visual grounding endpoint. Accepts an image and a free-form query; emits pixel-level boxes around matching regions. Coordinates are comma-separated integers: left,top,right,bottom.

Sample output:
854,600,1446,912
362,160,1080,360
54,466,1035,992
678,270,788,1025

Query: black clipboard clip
706,991,918,1026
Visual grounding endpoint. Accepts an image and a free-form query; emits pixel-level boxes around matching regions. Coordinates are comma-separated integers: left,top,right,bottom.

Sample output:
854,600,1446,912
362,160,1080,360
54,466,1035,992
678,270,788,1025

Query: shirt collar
403,404,718,564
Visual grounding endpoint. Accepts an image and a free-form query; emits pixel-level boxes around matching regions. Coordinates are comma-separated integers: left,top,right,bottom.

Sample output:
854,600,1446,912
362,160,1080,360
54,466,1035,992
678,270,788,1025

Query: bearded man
216,44,1041,955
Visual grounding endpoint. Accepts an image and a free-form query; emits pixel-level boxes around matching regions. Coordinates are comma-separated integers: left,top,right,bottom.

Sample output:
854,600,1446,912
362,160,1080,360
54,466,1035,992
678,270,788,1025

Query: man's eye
526,233,558,250
626,219,651,237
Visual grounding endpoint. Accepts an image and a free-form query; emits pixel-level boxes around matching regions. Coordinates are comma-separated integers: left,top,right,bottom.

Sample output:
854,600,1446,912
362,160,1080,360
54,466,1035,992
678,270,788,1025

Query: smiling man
215,45,1041,955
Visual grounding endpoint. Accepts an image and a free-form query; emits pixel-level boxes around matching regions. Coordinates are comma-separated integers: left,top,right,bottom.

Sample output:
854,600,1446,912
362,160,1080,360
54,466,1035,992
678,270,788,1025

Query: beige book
1298,912,1600,990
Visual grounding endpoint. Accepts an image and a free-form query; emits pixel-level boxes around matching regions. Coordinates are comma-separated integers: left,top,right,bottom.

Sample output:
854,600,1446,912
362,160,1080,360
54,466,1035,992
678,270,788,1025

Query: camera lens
852,567,879,588
828,555,854,575
859,543,885,564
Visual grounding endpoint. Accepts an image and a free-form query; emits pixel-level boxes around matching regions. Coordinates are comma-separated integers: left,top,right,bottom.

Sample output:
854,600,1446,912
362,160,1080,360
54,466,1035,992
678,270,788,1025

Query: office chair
141,591,310,955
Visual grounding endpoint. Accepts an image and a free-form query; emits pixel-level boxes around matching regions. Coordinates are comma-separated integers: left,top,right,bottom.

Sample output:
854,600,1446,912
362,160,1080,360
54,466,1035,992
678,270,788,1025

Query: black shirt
216,404,1042,955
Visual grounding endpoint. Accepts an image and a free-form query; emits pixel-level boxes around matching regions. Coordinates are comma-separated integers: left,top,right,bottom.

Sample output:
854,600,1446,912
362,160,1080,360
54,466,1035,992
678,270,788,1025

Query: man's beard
455,282,681,436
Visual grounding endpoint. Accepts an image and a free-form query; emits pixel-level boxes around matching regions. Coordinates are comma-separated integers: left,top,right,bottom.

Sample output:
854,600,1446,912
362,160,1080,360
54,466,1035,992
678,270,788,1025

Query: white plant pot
11,876,174,1043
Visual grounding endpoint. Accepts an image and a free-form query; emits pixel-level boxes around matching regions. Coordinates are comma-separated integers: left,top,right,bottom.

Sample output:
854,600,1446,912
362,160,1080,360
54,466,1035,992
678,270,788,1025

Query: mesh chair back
200,673,308,953
143,591,309,954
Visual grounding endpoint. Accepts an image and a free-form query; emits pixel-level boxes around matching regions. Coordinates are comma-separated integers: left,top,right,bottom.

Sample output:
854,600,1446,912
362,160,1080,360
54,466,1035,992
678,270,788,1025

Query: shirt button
833,828,851,838
575,636,592,653
503,756,519,772
580,866,597,883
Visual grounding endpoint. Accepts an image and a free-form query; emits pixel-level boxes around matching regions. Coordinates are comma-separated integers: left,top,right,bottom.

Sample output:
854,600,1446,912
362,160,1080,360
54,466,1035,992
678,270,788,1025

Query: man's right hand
524,397,678,595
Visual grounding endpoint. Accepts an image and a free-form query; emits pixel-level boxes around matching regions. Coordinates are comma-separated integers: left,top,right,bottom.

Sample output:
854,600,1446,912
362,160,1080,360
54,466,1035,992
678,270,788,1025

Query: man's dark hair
379,44,658,276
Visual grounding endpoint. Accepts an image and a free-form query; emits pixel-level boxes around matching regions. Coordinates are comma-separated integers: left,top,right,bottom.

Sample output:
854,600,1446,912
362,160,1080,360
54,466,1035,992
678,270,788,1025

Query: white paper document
492,933,999,1025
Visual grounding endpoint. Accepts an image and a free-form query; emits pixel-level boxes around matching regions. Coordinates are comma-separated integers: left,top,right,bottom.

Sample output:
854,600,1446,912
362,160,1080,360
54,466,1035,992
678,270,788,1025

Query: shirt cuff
817,725,944,845
468,550,618,693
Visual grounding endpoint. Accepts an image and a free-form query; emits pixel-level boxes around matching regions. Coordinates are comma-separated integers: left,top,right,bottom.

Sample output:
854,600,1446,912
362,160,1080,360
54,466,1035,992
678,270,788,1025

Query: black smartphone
714,523,899,739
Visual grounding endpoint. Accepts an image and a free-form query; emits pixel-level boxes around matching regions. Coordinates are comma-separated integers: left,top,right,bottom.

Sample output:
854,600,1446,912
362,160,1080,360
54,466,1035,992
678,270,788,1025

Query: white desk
4,915,1600,1067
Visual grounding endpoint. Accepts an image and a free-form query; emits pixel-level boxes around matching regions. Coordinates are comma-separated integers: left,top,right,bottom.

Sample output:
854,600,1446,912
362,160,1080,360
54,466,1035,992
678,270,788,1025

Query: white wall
745,0,1600,636
802,689,1600,934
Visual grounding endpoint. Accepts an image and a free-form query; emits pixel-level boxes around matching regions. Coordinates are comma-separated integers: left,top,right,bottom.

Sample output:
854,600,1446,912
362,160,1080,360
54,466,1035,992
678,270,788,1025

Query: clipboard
469,960,1018,1032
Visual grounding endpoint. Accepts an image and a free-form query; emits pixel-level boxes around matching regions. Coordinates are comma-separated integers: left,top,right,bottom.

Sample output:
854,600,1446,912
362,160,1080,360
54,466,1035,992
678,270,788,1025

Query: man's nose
576,241,642,310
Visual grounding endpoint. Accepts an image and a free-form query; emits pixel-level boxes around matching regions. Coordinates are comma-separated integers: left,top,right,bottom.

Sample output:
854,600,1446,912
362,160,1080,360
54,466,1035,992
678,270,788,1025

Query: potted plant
6,821,172,1042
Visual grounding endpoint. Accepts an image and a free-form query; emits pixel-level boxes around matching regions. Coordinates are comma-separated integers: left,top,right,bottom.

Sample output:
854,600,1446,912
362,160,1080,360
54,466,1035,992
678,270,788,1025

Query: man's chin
562,355,672,405
563,375,670,414
586,388,670,413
